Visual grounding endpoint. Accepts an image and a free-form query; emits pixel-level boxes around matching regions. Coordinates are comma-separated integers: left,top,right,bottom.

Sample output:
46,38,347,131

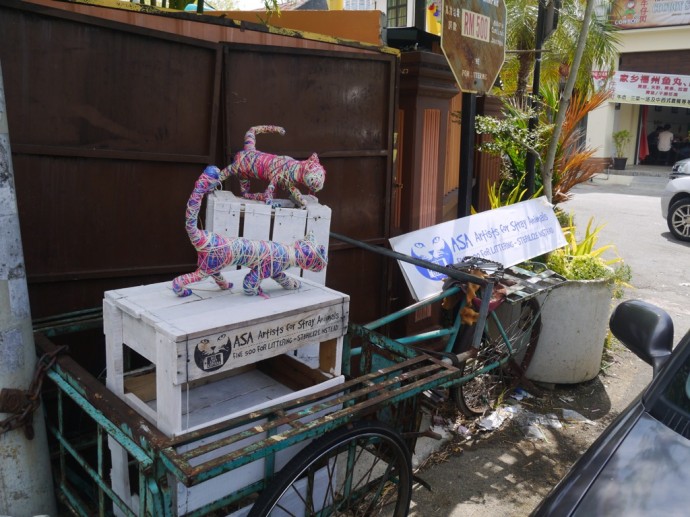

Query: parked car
670,157,690,179
661,175,690,241
532,300,690,516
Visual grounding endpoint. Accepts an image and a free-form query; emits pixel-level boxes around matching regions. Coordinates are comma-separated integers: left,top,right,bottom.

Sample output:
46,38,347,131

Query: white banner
610,0,690,29
608,70,690,107
389,197,566,301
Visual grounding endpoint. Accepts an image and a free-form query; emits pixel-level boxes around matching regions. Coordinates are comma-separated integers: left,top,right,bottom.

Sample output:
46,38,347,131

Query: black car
532,299,690,516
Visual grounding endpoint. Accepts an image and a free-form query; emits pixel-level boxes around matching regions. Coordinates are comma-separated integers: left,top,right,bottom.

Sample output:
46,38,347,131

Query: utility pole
525,0,560,197
0,61,57,516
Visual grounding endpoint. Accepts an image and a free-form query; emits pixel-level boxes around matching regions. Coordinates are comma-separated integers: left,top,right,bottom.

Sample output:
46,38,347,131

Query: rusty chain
0,345,68,439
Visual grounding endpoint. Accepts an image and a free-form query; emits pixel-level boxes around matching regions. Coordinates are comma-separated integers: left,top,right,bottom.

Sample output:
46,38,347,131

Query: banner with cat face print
389,197,566,301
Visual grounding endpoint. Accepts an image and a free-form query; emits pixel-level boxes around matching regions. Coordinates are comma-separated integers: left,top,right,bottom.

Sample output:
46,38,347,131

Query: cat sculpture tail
172,165,232,297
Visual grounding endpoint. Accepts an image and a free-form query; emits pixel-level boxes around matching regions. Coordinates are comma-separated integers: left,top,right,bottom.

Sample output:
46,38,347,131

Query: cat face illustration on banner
410,236,454,281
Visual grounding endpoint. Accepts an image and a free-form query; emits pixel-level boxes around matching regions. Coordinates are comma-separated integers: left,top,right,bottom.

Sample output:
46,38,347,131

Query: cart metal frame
34,235,565,516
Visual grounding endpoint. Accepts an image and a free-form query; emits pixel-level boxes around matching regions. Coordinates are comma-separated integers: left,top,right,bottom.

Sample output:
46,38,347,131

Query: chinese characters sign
610,0,690,29
609,70,690,106
441,0,506,94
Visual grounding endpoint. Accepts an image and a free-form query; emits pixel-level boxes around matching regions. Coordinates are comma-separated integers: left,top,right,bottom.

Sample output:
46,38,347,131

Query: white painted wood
104,299,124,395
303,202,331,285
205,190,331,285
104,271,349,434
295,201,332,364
106,188,345,513
110,371,345,515
242,202,273,241
272,206,308,243
273,206,308,278
172,374,344,515
155,332,182,436
107,437,131,517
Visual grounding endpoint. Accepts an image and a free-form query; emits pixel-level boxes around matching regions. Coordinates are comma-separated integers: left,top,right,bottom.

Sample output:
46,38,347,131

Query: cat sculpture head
294,231,328,272
195,165,223,194
302,153,326,195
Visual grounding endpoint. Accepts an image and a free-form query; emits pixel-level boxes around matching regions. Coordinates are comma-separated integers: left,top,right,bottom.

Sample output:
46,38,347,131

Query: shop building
588,0,690,165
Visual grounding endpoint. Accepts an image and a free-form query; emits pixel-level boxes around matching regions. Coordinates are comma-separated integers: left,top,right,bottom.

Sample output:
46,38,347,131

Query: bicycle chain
0,345,68,439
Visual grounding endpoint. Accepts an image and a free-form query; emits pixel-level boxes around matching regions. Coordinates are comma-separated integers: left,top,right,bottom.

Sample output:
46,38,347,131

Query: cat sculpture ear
308,153,320,164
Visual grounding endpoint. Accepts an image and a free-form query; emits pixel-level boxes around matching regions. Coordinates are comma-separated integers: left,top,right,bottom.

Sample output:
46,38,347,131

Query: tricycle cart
31,233,564,516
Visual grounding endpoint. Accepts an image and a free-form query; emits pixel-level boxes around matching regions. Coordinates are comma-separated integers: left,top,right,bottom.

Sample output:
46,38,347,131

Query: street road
562,174,690,342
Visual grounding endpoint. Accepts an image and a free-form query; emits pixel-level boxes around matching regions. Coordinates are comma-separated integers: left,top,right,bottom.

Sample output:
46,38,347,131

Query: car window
654,357,690,438
664,360,690,411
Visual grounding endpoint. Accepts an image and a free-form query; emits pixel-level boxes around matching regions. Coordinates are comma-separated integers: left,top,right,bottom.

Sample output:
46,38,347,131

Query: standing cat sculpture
221,125,326,208
171,165,328,297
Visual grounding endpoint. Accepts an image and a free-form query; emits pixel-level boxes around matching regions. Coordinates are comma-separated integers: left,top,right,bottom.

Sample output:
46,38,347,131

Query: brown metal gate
0,0,397,333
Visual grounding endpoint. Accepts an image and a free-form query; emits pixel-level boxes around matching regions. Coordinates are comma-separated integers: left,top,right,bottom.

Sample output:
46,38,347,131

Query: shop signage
607,70,690,106
609,0,690,29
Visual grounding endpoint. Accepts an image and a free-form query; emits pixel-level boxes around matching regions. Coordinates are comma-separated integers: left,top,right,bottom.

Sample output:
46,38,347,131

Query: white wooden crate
109,356,343,516
205,190,331,285
104,269,348,436
206,190,332,367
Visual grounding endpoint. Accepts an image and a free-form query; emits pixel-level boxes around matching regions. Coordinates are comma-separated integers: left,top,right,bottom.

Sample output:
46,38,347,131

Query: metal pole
457,92,476,218
525,0,547,197
0,61,57,516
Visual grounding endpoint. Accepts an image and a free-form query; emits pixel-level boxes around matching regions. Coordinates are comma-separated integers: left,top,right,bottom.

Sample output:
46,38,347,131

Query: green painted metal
37,237,565,515
47,370,153,467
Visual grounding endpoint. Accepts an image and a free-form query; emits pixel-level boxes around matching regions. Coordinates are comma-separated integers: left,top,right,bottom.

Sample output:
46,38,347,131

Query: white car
661,175,690,241
670,157,690,179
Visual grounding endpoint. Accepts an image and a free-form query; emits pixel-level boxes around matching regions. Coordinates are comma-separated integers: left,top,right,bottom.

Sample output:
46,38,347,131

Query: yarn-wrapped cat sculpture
171,165,328,297
221,125,326,208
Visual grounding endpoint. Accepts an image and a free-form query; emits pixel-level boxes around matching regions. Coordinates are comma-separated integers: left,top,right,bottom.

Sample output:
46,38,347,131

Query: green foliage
475,85,611,206
502,0,620,97
612,129,632,158
487,173,543,208
546,215,632,298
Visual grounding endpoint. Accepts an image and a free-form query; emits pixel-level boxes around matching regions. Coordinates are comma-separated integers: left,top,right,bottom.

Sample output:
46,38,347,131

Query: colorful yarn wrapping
220,125,326,208
171,165,328,297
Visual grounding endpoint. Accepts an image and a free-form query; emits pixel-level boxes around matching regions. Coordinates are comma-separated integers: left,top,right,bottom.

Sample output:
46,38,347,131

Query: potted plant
612,129,632,170
525,214,632,384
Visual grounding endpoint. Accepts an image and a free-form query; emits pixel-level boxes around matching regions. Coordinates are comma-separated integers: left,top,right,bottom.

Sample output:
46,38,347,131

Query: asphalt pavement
562,164,690,342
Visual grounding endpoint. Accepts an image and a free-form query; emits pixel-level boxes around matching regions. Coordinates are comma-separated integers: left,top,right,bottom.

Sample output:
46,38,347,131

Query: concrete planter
525,278,614,384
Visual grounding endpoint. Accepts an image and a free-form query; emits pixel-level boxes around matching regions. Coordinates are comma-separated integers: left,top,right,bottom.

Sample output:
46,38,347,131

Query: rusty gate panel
3,3,221,159
222,44,398,322
1,0,398,327
0,1,222,318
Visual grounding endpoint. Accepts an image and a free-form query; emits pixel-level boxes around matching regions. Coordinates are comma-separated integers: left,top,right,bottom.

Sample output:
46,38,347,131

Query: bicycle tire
248,421,413,517
451,297,541,417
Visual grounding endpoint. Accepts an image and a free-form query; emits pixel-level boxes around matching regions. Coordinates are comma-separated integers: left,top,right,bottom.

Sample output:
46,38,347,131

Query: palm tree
503,0,539,99
501,0,620,99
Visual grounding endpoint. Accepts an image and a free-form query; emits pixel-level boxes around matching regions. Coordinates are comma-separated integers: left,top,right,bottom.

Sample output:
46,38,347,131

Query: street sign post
441,0,507,217
441,0,507,94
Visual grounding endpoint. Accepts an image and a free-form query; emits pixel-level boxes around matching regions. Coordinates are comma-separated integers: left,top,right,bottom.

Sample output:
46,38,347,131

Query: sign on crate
188,305,344,381
389,197,566,300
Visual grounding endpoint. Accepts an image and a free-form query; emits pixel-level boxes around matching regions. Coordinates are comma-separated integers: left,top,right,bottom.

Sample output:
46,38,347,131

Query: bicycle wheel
248,421,412,517
451,297,541,417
